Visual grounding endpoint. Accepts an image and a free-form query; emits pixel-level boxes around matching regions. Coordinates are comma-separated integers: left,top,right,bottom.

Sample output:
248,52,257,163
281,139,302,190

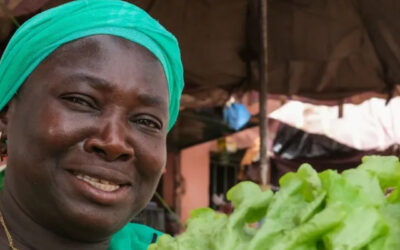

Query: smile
73,173,120,192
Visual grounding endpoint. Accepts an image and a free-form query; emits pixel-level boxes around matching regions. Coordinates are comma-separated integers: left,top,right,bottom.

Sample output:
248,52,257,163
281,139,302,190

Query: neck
0,188,110,250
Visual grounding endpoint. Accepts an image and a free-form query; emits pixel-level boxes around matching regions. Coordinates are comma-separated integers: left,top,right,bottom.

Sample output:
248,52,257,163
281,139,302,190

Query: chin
67,217,126,242
55,205,136,242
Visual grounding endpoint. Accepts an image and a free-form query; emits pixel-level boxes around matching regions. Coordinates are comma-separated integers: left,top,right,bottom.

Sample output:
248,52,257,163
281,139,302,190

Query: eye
133,117,162,130
61,94,98,111
67,97,90,106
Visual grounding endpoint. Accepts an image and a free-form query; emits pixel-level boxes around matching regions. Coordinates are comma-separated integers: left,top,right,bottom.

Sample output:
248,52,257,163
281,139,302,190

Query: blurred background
1,0,400,235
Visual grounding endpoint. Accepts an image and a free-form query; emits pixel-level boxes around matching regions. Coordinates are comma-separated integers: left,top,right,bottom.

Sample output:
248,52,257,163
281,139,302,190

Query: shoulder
109,223,163,250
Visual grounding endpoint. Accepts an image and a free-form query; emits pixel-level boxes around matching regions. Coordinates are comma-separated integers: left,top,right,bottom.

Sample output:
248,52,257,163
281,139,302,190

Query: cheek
12,103,89,160
40,102,97,146
135,137,167,180
38,110,68,143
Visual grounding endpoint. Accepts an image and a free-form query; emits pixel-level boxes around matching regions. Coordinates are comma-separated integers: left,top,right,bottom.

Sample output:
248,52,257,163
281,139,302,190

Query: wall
163,152,178,209
179,141,214,223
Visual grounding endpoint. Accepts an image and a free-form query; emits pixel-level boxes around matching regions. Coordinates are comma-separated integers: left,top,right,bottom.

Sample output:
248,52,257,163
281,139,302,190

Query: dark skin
0,35,169,249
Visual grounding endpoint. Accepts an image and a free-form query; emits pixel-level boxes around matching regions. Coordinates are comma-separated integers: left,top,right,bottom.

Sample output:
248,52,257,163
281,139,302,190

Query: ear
0,99,16,139
0,104,10,157
0,106,9,134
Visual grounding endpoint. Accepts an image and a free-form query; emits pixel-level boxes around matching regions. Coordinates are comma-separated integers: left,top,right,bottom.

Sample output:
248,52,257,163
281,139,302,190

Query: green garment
110,223,163,250
0,0,184,131
0,168,163,250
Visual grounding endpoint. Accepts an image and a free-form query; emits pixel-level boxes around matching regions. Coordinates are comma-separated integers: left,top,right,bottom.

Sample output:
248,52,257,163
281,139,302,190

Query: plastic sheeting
269,98,400,151
272,123,358,160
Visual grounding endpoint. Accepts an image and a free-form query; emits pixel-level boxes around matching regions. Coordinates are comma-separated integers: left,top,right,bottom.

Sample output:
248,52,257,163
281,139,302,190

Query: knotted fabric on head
0,0,184,131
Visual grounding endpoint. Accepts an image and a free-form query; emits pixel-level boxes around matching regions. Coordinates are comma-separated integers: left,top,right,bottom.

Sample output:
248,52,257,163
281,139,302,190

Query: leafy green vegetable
149,156,400,250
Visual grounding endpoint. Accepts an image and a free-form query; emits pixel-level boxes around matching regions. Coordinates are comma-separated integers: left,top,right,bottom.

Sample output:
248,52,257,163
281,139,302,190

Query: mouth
73,173,120,192
65,168,132,205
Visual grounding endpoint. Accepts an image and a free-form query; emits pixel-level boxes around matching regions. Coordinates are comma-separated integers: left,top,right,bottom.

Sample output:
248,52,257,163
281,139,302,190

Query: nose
84,117,134,162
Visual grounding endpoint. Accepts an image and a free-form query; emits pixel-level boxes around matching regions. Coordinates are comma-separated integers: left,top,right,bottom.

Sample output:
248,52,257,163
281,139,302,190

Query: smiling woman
0,1,183,250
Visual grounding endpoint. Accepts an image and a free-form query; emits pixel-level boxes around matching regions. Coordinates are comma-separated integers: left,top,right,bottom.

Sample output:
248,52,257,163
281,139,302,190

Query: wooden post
259,0,269,186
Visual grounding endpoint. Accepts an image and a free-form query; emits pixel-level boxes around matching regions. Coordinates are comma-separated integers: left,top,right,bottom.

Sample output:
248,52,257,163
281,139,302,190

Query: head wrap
0,0,184,131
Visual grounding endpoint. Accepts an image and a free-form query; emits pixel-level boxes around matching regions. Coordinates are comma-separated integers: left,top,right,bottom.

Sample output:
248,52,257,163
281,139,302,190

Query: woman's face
3,35,169,240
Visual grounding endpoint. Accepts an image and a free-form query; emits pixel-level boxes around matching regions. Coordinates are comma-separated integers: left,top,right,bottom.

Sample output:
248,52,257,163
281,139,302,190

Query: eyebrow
64,73,113,91
64,73,168,109
136,92,168,109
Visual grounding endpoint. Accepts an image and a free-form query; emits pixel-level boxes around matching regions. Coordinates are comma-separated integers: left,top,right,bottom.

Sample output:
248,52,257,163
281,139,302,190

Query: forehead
25,35,169,107
50,35,160,68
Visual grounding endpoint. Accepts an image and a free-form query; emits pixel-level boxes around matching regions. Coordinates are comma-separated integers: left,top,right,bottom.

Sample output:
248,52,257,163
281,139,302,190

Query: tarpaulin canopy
134,0,400,104
1,0,399,107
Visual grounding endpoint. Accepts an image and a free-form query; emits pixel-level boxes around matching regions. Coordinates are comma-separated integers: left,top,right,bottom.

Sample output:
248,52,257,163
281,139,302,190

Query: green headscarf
0,0,184,131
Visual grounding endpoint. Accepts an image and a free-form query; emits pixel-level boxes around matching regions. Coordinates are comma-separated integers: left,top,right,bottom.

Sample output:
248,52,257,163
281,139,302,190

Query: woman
0,0,183,249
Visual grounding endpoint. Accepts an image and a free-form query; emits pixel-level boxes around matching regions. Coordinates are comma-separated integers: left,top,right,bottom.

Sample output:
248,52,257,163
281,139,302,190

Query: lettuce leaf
149,155,400,250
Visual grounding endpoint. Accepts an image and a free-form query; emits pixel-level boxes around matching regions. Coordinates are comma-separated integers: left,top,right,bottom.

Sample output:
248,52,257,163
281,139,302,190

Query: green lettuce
149,156,400,250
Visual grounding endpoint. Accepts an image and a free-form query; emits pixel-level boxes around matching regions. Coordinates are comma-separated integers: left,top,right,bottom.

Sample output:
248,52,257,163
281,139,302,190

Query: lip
66,170,131,205
65,164,132,186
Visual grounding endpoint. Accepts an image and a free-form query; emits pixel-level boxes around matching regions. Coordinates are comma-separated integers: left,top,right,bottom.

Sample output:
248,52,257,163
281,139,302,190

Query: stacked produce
149,156,400,250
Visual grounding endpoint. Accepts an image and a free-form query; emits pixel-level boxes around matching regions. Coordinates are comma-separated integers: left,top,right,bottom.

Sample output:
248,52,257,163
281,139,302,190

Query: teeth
100,179,111,185
75,174,120,192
